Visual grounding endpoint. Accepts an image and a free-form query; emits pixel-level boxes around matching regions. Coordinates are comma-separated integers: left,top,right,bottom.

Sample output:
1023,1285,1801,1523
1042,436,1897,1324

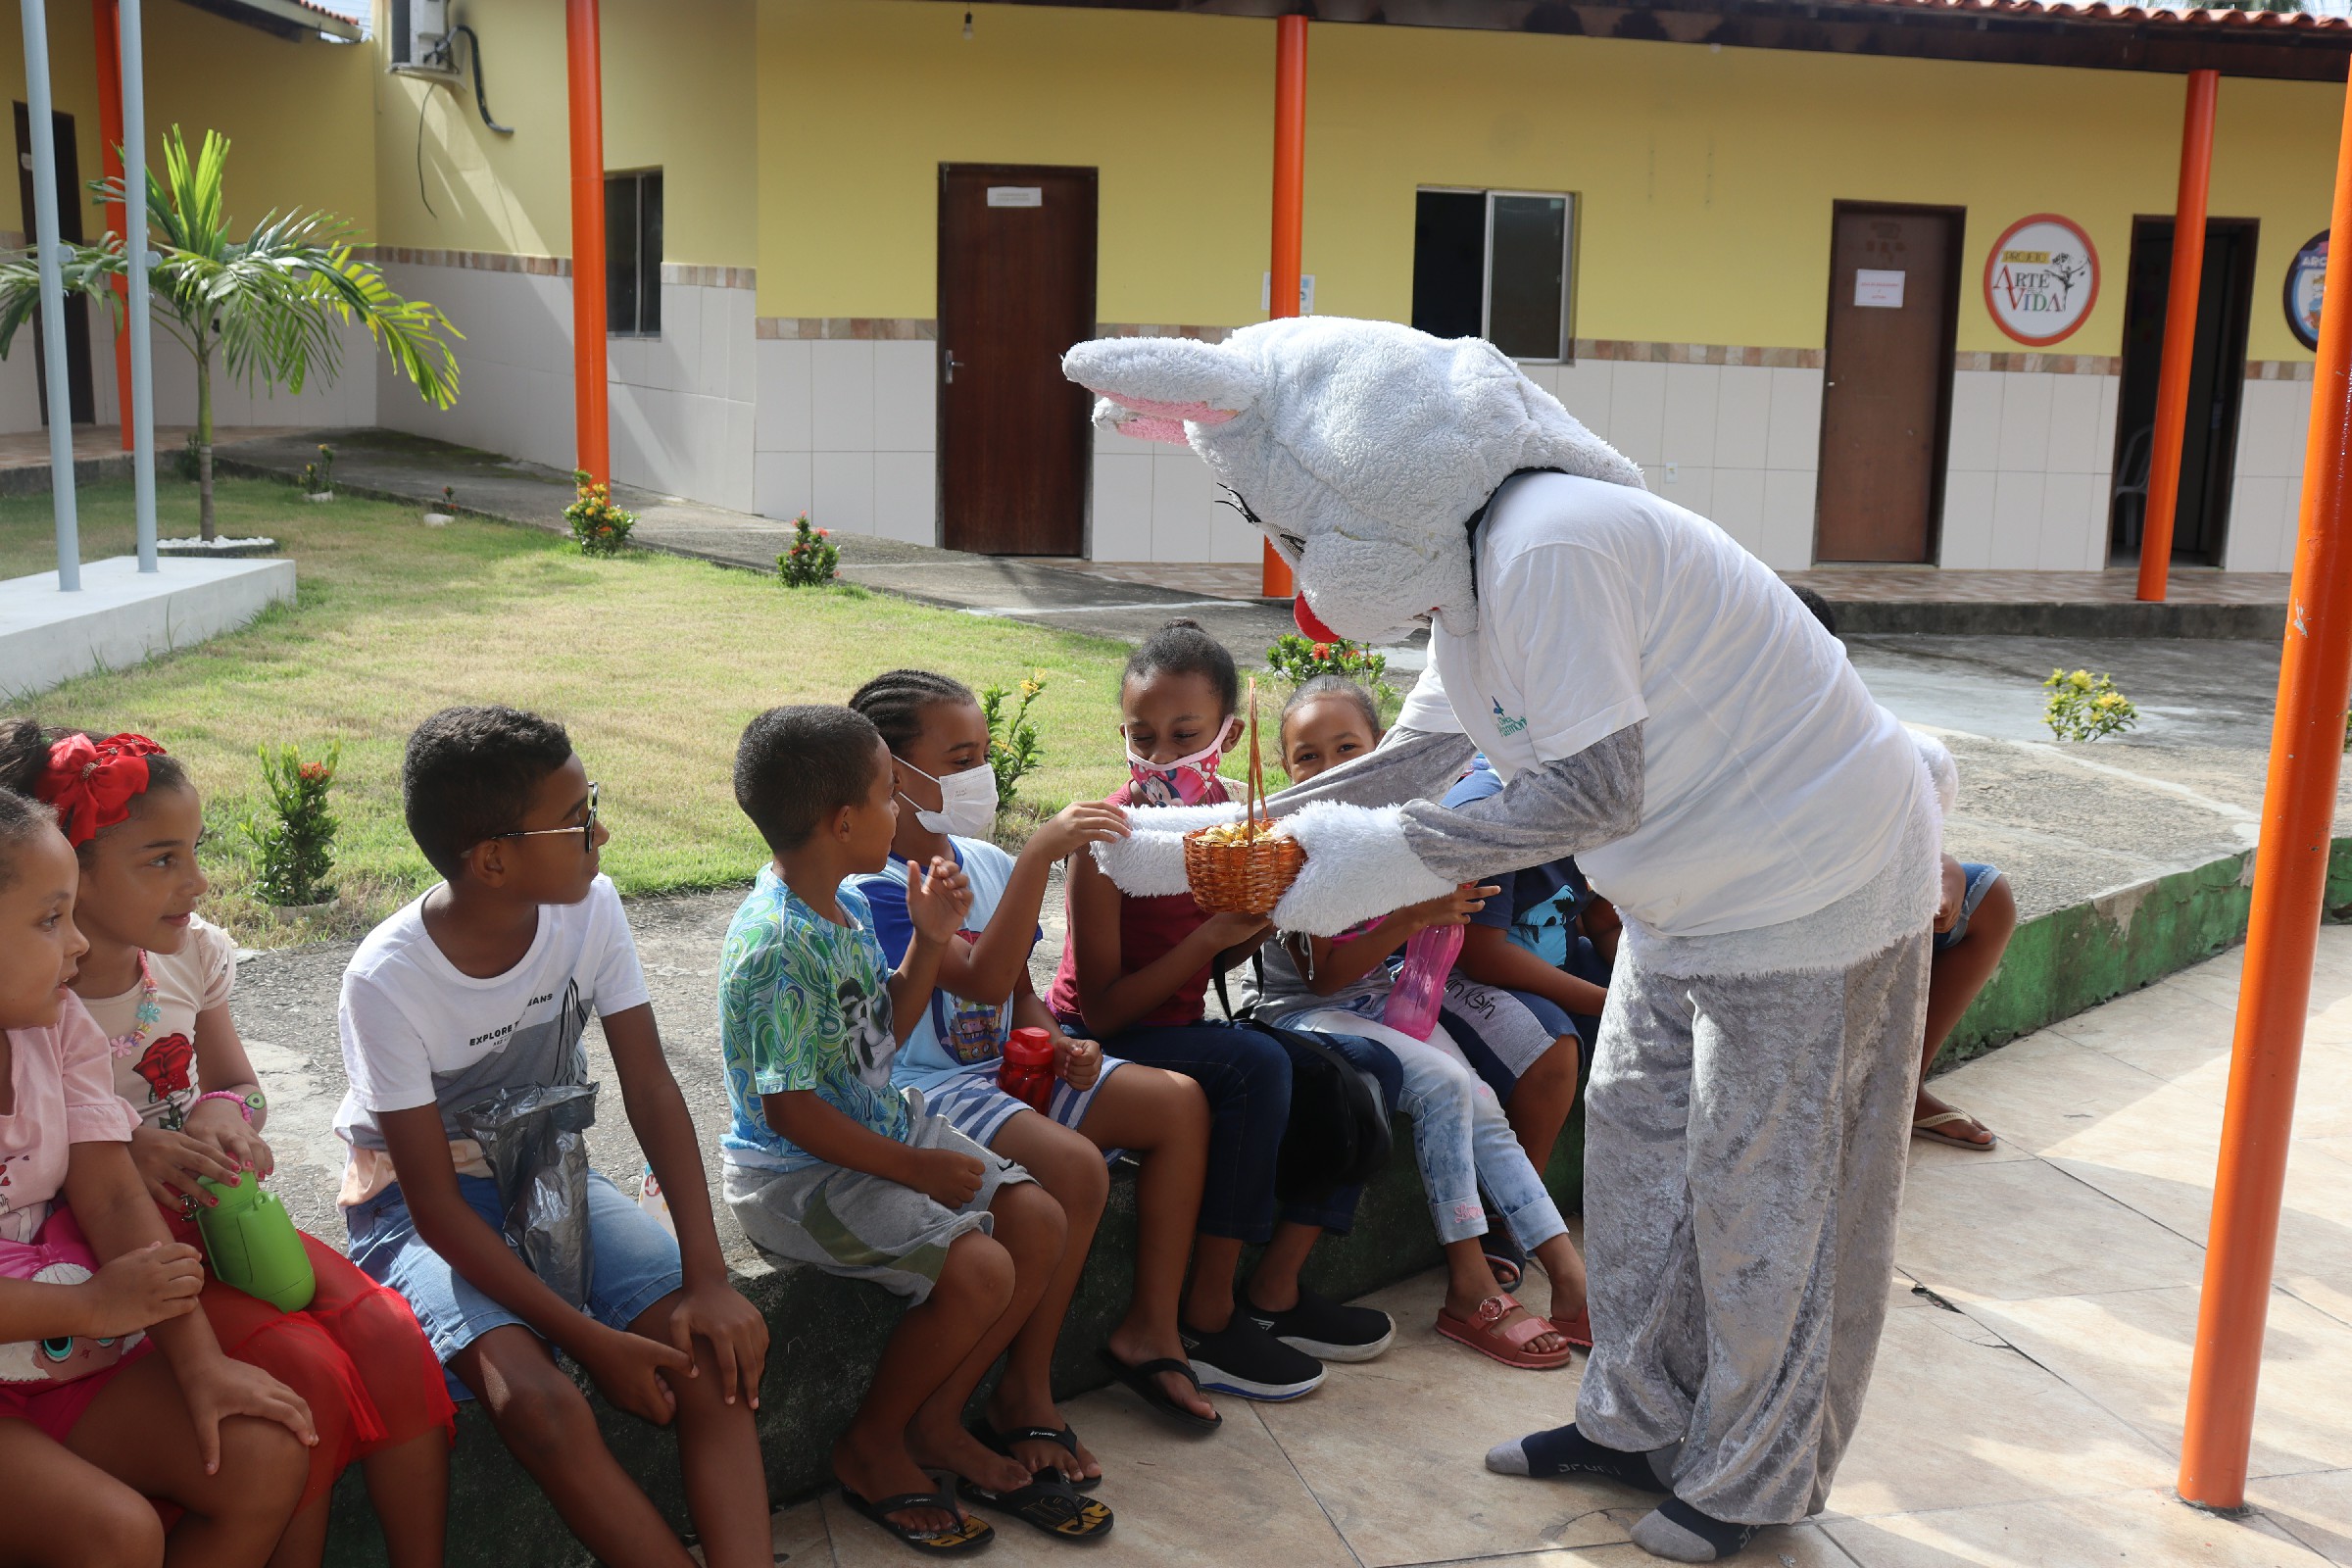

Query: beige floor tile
820,1381,1358,1568
1826,1301,2176,1518
1955,1286,2352,1478
1824,1487,2327,1567
1897,1156,2208,1301
1915,1033,2174,1158
2046,1138,2352,1263
2043,980,2240,1083
771,1498,832,1565
1403,1521,1852,1566
1253,1273,1645,1566
2252,1468,2352,1565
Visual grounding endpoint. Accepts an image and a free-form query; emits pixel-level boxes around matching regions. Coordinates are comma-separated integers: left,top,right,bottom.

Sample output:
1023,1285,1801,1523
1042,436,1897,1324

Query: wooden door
12,103,95,426
939,165,1097,556
1814,205,1961,563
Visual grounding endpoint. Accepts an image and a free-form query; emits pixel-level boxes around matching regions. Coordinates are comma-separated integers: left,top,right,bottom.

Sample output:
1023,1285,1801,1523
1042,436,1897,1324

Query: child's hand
179,1355,318,1472
579,1325,694,1426
129,1124,245,1212
905,1147,987,1208
83,1240,205,1338
1200,911,1275,951
1935,856,1967,934
664,1280,769,1409
1029,801,1132,863
906,855,974,944
184,1099,275,1182
1404,883,1502,929
1054,1034,1103,1091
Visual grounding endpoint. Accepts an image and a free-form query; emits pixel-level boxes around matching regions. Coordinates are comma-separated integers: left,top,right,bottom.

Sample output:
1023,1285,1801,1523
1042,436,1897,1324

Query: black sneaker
1181,1313,1326,1401
1247,1288,1396,1363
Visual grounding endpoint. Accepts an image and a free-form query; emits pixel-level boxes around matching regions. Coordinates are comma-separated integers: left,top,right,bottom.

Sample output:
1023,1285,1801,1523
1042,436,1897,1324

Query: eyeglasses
490,782,599,854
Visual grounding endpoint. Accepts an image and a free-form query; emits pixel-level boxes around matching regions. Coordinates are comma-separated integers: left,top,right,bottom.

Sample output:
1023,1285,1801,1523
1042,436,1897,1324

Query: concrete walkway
733,930,2352,1568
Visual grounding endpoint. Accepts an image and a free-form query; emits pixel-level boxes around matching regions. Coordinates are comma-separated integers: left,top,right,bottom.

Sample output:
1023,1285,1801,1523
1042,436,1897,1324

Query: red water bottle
1383,922,1465,1041
998,1027,1056,1112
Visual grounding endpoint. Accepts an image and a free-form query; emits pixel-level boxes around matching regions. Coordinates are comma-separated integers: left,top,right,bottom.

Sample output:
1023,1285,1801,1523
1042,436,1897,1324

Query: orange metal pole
1261,13,1307,601
2136,69,2219,603
2177,68,2352,1510
565,0,610,487
91,0,132,451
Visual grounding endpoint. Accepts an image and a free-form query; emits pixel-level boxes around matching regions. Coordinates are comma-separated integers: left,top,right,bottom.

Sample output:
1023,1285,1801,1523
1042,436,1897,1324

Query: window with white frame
1411,188,1576,362
606,169,663,337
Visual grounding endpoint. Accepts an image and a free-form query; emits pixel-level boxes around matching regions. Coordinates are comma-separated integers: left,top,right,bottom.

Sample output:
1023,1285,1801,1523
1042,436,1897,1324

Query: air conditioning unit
387,0,455,75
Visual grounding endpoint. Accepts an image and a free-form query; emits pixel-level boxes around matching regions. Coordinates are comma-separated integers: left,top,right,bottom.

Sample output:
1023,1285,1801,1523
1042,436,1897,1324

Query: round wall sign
2285,229,2328,352
1983,214,2101,348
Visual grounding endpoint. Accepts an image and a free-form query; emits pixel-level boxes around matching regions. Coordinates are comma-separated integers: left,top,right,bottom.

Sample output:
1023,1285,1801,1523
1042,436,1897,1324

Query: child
1053,619,1397,1402
1262,677,1591,1360
1913,858,2014,1151
849,669,1218,1460
335,707,770,1568
718,705,1098,1551
1435,753,1608,1177
0,782,318,1566
0,721,454,1568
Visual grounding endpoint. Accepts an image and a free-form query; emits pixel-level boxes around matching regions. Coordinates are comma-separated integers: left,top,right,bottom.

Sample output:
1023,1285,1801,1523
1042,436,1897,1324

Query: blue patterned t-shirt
717,868,909,1173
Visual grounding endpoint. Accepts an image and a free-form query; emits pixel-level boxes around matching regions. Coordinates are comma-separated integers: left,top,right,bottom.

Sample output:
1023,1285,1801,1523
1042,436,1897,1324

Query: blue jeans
1288,1007,1566,1251
1935,862,2002,953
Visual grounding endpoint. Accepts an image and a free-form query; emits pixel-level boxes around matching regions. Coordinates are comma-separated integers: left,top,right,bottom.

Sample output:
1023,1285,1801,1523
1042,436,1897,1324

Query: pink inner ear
1084,389,1240,427
1113,415,1194,445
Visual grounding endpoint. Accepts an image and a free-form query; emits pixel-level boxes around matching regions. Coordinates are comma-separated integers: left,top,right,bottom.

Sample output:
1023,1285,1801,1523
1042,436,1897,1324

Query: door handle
945,352,965,384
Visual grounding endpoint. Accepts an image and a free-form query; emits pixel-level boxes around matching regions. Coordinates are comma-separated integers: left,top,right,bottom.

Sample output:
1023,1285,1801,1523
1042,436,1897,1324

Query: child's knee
932,1229,1016,1313
1019,1130,1109,1218
211,1414,310,1517
992,1179,1068,1263
477,1349,597,1451
82,1485,167,1568
1518,1039,1581,1099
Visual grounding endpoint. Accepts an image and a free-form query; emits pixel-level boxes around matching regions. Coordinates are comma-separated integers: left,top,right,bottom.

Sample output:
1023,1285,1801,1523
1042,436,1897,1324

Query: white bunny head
1063,317,1644,640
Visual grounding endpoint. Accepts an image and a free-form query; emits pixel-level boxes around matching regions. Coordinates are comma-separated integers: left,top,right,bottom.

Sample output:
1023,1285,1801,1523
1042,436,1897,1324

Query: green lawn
2,477,1138,947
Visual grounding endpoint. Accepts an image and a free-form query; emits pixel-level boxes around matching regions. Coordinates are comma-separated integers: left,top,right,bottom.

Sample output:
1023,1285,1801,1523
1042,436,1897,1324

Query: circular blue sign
2286,229,2328,352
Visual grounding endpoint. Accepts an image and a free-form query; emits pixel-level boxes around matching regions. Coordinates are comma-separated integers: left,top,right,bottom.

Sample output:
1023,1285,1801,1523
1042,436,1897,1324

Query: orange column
1261,13,1307,601
2136,69,2220,603
565,0,610,487
2177,68,2352,1509
91,0,131,451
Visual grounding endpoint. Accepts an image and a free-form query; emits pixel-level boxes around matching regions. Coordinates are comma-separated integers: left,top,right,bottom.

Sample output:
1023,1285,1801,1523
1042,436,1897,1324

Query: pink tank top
1048,779,1233,1032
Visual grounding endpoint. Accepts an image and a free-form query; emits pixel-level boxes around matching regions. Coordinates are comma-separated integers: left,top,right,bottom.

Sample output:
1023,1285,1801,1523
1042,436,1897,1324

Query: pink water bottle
1383,922,1464,1041
998,1027,1056,1112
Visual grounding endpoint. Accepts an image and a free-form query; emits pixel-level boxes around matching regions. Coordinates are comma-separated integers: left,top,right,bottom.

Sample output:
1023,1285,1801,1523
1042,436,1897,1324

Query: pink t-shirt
0,998,140,1243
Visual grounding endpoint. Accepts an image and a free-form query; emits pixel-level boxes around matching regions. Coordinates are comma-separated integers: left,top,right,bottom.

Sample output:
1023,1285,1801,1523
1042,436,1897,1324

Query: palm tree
0,125,461,541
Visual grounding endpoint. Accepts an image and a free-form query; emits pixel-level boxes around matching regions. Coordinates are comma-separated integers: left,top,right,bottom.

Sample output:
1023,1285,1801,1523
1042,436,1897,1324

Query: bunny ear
1090,397,1197,446
1063,336,1257,429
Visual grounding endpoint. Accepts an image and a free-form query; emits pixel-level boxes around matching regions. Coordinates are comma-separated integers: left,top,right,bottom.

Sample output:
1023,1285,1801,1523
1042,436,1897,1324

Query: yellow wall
0,0,375,244
373,0,755,267
760,0,2339,361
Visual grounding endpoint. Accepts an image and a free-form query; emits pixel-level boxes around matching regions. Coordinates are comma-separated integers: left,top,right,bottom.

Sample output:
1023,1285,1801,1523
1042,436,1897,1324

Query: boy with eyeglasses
333,705,773,1568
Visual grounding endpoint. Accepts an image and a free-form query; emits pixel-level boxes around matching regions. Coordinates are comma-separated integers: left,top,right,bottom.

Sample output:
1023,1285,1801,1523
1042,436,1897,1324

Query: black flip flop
1099,1348,1223,1431
840,1482,994,1554
958,1466,1114,1543
975,1420,1102,1493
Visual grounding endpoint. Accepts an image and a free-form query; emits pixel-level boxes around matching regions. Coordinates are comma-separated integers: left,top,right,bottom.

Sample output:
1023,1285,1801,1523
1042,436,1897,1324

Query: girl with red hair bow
1,720,454,1568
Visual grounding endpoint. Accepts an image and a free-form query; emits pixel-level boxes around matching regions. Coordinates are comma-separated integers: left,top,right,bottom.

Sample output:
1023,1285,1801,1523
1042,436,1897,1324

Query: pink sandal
1550,1307,1593,1349
1436,1294,1576,1370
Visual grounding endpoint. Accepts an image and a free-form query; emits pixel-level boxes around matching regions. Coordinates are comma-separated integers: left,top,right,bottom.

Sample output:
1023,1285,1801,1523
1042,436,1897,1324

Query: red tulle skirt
166,1208,455,1510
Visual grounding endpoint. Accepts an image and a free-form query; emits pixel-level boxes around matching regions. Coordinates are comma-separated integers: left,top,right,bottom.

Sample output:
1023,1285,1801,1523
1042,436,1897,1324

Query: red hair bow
36,733,166,847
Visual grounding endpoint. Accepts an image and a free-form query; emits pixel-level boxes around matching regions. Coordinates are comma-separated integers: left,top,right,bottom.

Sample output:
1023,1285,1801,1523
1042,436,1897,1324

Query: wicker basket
1182,679,1305,915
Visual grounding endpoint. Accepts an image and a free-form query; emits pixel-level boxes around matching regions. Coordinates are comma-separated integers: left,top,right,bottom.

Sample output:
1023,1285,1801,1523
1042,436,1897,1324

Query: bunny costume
1064,318,1946,1559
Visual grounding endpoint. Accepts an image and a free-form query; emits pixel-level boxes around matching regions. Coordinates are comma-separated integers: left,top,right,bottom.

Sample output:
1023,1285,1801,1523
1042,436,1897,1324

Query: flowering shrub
300,443,334,495
245,742,339,906
565,470,636,556
981,674,1047,810
2043,668,2139,742
777,514,840,587
1265,632,1390,693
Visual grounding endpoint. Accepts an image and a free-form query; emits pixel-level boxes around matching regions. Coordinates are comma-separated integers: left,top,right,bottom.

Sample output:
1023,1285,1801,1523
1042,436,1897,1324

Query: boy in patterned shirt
716,706,1088,1551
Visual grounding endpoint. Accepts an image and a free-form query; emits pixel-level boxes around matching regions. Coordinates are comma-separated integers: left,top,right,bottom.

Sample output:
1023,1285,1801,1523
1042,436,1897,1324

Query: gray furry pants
1573,929,1932,1526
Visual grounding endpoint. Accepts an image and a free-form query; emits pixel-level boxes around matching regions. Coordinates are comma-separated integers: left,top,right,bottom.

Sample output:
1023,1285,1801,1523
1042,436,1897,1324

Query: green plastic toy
194,1174,315,1313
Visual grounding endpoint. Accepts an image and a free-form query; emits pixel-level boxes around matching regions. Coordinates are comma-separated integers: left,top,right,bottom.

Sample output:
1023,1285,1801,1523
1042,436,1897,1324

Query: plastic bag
450,1081,600,1310
636,1162,677,1239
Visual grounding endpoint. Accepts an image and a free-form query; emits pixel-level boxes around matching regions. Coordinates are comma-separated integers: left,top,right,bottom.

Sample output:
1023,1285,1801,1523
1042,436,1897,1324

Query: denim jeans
1288,1007,1567,1252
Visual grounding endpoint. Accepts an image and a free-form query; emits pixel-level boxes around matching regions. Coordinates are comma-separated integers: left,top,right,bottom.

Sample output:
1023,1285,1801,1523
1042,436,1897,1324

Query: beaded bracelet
193,1088,264,1124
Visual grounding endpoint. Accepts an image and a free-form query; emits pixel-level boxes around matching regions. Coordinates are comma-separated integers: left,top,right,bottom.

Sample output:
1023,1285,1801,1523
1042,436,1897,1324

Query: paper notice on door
1854,270,1906,309
987,186,1044,208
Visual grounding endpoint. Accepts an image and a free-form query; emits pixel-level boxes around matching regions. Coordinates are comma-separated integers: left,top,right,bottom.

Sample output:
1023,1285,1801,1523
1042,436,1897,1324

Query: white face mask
899,758,998,840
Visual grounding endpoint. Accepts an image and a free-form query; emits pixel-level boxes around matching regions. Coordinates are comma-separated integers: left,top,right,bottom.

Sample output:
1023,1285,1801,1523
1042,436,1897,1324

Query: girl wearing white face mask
846,669,1224,1486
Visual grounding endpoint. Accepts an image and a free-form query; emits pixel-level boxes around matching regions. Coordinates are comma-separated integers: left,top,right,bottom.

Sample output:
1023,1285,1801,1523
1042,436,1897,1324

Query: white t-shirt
1397,471,1922,938
78,914,237,1129
332,874,650,1202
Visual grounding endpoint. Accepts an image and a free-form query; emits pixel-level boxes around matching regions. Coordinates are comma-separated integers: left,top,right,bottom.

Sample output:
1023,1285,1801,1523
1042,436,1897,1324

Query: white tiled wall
1937,369,2117,570
754,338,937,546
0,311,379,436
1090,418,1263,564
2224,377,2317,573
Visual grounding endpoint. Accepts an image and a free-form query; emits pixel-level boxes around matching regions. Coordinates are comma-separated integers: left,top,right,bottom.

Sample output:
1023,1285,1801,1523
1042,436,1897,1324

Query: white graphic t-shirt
78,914,237,1129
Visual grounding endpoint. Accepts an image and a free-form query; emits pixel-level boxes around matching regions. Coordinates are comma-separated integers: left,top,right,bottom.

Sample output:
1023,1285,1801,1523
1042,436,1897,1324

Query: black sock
1632,1496,1761,1563
1492,1424,1671,1493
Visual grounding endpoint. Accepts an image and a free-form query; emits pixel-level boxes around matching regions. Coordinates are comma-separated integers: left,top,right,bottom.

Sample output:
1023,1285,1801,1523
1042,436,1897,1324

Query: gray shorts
721,1109,1033,1303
